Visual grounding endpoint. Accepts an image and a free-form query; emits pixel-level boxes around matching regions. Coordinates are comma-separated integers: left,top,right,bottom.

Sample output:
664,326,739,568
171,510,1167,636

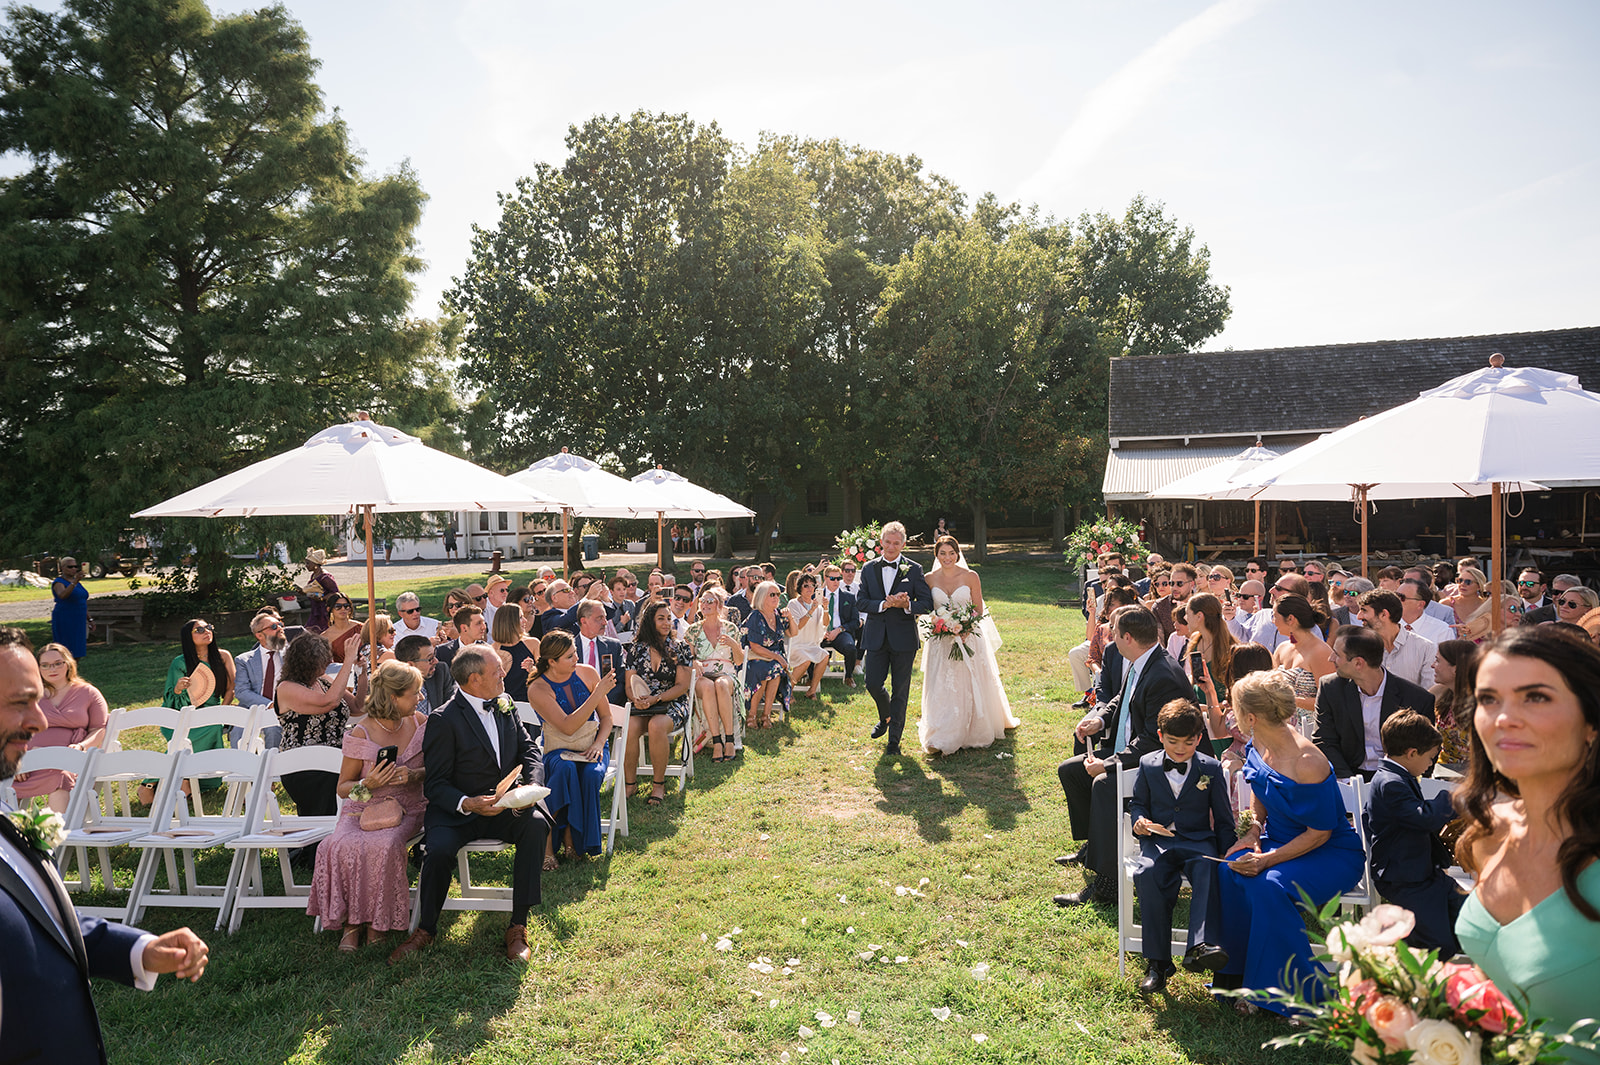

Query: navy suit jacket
1129,749,1238,857
858,556,933,654
1364,760,1456,885
1,815,146,1064
1089,645,1192,767
422,691,541,830
575,633,627,707
538,606,580,638
820,588,859,636
1312,672,1436,779
725,593,752,627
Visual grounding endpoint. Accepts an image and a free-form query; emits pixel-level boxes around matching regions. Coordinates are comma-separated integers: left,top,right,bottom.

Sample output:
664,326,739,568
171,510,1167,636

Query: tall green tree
0,0,431,586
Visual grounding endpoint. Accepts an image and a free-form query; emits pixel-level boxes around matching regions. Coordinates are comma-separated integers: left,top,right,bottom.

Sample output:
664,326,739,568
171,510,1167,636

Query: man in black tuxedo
388,645,550,965
1315,625,1436,780
1055,605,1192,905
0,628,210,1063
858,522,933,756
819,564,860,688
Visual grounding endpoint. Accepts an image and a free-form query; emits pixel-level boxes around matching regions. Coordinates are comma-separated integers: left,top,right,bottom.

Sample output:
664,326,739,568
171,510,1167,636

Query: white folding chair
1415,776,1474,893
178,705,262,816
123,748,259,924
218,745,345,933
599,722,629,855
1337,776,1377,916
59,749,184,917
1115,763,1189,978
99,706,186,815
9,745,100,891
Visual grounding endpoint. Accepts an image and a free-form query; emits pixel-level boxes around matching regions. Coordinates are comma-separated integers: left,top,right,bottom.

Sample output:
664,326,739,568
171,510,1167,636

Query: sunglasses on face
674,594,693,603
260,621,284,631
1236,593,1260,602
826,575,841,582
333,602,353,610
1207,574,1226,581
400,607,420,615
1517,581,1540,588
1559,598,1585,610
193,624,214,634
472,594,487,602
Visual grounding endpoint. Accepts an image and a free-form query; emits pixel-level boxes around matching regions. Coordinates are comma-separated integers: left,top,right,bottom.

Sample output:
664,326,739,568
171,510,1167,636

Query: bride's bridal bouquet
1239,899,1597,1065
920,599,989,661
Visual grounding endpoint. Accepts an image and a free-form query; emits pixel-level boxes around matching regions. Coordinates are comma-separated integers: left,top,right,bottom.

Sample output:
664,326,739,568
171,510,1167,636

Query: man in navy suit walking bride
858,522,933,756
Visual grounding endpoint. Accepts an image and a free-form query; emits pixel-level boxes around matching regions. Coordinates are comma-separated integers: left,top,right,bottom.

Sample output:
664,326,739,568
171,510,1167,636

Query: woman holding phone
307,660,427,952
526,630,614,864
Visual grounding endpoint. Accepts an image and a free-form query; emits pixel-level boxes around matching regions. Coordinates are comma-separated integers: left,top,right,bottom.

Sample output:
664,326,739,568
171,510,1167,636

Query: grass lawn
40,559,1336,1065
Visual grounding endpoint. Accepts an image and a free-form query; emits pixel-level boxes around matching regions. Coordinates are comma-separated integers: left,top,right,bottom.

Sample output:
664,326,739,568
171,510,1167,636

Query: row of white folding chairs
99,703,275,819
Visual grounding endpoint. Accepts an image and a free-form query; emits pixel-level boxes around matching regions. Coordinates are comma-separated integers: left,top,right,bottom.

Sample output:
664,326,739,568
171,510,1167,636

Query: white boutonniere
493,695,515,716
897,561,911,578
1196,775,1211,792
8,801,66,856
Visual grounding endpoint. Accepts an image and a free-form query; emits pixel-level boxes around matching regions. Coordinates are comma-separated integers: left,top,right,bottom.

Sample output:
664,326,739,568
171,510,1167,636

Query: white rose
1327,922,1370,963
1406,1019,1482,1065
40,812,67,852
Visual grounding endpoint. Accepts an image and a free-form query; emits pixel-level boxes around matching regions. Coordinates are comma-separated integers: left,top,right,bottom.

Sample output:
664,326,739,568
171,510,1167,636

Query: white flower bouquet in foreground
919,599,989,661
7,799,66,856
1235,897,1597,1065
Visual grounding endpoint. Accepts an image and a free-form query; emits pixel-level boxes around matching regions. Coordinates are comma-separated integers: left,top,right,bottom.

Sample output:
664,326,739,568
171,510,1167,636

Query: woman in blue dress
1214,669,1365,1014
51,557,90,659
742,580,791,730
526,630,614,865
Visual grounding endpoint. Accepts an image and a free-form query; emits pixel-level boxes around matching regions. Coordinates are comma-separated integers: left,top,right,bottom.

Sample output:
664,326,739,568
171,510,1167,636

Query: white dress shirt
395,615,440,642
1404,613,1455,647
1358,673,1388,772
877,557,903,612
457,690,502,764
1381,627,1436,689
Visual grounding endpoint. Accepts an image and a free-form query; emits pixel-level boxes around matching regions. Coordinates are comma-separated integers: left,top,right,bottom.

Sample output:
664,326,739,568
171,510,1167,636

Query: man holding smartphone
574,602,626,709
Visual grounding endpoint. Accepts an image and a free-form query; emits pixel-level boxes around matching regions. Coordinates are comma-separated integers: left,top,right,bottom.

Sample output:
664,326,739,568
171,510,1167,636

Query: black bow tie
1162,758,1189,775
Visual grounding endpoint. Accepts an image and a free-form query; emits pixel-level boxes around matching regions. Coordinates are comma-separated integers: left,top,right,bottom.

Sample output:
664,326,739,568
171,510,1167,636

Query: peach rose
1441,963,1523,1035
1366,995,1419,1049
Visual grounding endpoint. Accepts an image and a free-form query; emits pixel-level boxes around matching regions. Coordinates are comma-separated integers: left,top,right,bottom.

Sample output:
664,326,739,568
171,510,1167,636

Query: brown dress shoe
387,929,433,965
505,924,531,963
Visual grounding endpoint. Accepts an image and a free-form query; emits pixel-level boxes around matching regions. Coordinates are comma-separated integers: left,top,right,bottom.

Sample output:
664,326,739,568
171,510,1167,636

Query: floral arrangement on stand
919,598,989,661
1235,898,1597,1065
834,522,886,567
1064,515,1150,570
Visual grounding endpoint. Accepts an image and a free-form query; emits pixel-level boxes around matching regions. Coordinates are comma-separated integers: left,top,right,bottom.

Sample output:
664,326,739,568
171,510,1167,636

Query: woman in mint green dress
1453,628,1600,1062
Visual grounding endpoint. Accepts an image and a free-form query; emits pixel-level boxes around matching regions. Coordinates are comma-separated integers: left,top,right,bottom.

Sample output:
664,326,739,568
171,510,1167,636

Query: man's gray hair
1343,576,1375,596
576,600,605,622
451,644,498,687
1552,573,1581,590
396,591,420,608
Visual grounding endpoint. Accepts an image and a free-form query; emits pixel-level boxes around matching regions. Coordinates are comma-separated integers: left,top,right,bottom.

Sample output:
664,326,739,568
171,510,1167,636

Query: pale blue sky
24,0,1600,351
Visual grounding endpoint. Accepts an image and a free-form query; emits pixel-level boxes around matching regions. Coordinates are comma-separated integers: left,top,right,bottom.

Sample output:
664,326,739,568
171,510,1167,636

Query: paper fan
186,662,215,707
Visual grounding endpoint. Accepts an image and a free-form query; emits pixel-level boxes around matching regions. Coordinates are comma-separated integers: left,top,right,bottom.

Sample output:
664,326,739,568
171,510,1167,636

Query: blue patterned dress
741,609,791,719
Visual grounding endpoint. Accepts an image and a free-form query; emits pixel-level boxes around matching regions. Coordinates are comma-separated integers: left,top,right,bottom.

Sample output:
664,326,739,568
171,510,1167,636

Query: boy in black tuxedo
1363,711,1463,955
1129,700,1236,994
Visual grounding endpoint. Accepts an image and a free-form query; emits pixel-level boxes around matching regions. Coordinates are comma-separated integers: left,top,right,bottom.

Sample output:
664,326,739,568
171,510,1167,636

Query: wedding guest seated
436,606,487,678
492,605,537,703
1213,670,1365,1016
819,565,859,689
360,613,396,675
1357,589,1436,689
573,602,625,709
307,660,428,953
1363,710,1464,956
622,601,692,808
15,644,107,812
1430,638,1477,771
388,645,550,965
539,581,581,637
742,581,791,731
525,630,614,866
274,633,357,848
688,587,745,763
785,573,828,699
1453,627,1600,1052
138,618,236,805
393,592,439,644
1271,593,1334,720
1314,625,1435,780
436,589,470,643
395,634,448,715
1129,700,1236,994
609,574,638,633
1554,586,1600,628
322,595,363,666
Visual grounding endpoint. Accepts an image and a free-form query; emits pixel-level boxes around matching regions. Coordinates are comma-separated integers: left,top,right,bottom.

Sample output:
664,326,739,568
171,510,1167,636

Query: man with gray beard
232,611,286,748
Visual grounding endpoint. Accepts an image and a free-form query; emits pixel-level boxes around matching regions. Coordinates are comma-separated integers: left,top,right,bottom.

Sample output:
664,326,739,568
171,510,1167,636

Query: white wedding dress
917,584,1020,754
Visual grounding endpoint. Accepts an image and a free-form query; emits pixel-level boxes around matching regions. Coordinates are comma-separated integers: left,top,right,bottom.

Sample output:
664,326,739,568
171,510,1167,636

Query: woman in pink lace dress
307,660,428,952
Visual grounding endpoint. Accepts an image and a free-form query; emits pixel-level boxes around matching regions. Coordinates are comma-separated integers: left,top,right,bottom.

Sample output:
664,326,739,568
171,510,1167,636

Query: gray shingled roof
1108,326,1600,440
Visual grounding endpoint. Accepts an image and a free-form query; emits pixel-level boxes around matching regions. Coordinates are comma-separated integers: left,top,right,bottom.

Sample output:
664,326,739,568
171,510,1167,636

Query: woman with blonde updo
307,660,428,953
1212,670,1365,1015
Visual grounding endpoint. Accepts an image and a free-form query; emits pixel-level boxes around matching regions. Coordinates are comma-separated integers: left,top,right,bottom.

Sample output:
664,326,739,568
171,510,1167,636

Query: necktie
263,652,276,700
828,593,837,629
588,639,598,668
1114,661,1141,753
1162,758,1189,775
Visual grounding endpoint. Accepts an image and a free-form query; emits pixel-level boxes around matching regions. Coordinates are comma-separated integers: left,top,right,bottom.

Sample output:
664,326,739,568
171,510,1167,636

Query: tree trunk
1052,504,1067,553
714,518,734,559
969,500,988,563
753,500,789,565
195,549,230,598
566,520,586,573
842,471,862,529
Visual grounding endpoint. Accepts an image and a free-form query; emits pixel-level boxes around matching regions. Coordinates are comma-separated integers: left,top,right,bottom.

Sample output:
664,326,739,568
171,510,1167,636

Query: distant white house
344,511,562,562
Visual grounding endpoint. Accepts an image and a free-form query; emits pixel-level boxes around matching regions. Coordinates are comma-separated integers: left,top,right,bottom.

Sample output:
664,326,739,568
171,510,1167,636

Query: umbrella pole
1359,487,1369,580
363,504,376,622
562,507,570,577
1253,500,1260,558
657,512,665,570
1492,482,1504,636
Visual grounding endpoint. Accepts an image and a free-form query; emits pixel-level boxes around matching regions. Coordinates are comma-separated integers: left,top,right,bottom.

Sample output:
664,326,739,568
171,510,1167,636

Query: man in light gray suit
232,612,285,748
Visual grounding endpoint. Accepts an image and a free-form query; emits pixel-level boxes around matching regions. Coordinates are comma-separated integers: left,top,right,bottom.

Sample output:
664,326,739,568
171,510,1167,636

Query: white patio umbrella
627,467,755,569
134,416,569,615
1234,358,1597,626
1150,443,1287,556
509,449,642,573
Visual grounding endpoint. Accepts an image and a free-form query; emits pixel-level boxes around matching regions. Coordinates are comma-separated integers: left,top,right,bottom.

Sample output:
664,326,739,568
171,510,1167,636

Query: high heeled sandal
339,926,362,953
711,734,729,762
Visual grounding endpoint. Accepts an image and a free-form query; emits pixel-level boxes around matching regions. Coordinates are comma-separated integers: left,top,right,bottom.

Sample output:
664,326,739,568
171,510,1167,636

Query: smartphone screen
600,653,614,675
1189,651,1205,679
376,745,398,767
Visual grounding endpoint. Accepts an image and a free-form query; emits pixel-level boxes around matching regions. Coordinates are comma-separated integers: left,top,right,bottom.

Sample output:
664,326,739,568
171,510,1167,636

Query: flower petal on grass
894,956,909,964
715,938,734,952
846,1010,861,1026
972,1034,988,1044
858,951,875,961
931,1007,951,1021
971,962,991,981
759,833,771,841
798,1026,815,1040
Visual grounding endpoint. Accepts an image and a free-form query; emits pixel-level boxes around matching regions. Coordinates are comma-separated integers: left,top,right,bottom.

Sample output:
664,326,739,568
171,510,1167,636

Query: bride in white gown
918,535,1020,755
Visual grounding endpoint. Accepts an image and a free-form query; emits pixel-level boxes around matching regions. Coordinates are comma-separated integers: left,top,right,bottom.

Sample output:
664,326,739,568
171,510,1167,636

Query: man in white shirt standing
1224,580,1267,642
1356,589,1436,689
